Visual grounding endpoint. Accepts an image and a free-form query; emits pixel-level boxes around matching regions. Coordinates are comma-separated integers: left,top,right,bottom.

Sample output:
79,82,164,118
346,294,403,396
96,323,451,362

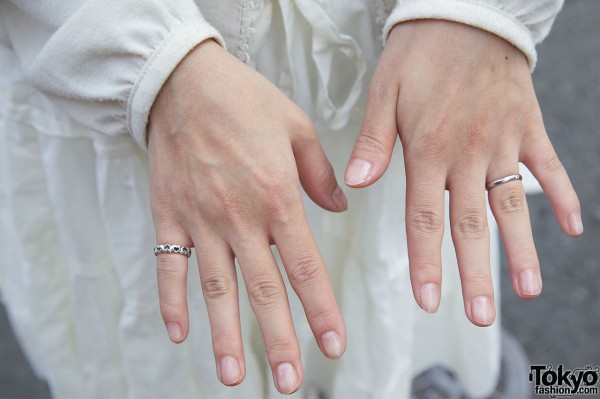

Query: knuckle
150,197,181,227
202,274,233,300
461,123,487,154
410,262,442,285
212,191,253,233
215,189,247,219
498,188,525,214
258,177,298,223
288,255,323,286
206,171,244,214
157,257,183,276
290,112,316,140
407,208,444,234
543,154,564,174
408,128,448,165
453,210,488,239
355,128,389,156
151,178,176,200
513,245,538,260
211,333,242,355
368,76,396,103
306,304,337,324
150,192,174,216
315,161,336,190
255,171,291,198
410,260,441,275
248,278,284,307
266,338,297,356
466,272,492,286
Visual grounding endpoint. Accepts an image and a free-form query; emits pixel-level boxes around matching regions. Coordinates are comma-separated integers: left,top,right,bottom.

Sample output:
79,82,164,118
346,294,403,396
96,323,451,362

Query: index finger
271,214,346,360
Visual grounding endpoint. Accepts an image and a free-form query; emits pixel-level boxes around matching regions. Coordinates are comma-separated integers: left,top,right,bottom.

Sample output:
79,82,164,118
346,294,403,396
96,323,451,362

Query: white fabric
0,0,225,148
0,0,562,148
0,0,554,398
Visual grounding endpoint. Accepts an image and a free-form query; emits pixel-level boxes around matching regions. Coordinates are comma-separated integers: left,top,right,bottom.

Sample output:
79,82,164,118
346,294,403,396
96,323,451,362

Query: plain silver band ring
486,173,523,191
154,244,193,258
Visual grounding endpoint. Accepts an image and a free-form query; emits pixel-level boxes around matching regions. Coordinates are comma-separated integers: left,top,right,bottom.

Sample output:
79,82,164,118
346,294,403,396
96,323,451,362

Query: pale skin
148,20,582,395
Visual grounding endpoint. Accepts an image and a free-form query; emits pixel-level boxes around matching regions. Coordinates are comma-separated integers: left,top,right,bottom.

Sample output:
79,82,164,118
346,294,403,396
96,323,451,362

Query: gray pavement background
501,0,600,371
0,1,598,398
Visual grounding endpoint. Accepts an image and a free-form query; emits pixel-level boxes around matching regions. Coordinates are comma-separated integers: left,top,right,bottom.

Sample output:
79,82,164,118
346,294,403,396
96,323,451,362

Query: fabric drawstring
281,0,367,130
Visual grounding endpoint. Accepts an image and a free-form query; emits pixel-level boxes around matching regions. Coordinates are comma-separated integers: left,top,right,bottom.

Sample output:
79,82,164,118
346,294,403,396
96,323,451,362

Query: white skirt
0,1,542,398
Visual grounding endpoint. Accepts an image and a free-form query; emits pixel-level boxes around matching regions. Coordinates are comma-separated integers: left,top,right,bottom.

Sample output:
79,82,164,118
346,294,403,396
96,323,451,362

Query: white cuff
383,0,537,71
128,21,224,150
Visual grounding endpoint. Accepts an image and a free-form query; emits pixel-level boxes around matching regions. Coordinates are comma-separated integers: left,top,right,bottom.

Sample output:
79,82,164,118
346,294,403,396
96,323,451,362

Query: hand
345,20,582,326
147,40,347,394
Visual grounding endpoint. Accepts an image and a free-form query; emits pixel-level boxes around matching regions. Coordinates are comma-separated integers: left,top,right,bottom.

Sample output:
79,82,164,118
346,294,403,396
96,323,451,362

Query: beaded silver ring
153,244,193,258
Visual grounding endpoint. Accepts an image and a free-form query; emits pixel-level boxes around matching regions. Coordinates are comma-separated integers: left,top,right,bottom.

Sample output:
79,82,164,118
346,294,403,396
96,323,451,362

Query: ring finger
486,159,541,299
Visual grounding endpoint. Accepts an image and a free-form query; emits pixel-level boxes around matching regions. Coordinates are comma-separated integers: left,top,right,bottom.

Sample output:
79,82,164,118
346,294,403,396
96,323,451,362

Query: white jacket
0,0,562,149
0,1,558,399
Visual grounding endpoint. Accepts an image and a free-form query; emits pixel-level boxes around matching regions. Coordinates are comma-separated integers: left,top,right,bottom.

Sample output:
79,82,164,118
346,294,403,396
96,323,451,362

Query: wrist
383,0,537,70
387,19,528,70
147,39,222,144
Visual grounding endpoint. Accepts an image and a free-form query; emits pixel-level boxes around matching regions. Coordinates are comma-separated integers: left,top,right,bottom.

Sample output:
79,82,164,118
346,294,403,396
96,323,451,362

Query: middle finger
193,229,246,387
448,166,496,326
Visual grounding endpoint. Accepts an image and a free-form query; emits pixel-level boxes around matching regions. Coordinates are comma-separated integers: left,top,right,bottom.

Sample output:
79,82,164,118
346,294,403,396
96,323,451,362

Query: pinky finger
522,132,583,236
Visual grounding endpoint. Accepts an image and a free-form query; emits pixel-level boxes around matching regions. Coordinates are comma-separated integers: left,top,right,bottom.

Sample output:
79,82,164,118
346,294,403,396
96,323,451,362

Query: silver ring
154,244,193,258
485,173,523,190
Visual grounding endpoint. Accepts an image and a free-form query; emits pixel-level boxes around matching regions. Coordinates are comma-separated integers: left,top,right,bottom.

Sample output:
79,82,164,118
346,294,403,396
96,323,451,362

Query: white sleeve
382,0,564,71
0,0,225,149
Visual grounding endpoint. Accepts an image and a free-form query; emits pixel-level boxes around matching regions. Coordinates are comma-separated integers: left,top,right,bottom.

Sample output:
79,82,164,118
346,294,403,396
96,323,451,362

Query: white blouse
0,1,556,399
0,0,562,149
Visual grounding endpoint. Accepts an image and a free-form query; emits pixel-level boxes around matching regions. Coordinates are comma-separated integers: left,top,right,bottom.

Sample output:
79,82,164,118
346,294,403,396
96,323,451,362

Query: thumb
345,79,398,188
292,120,348,213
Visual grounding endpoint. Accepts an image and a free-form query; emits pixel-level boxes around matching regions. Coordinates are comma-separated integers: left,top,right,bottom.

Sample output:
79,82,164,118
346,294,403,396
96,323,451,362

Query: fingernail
166,322,182,342
344,159,372,186
471,296,494,326
518,269,541,296
568,211,583,235
275,362,298,394
219,356,241,385
321,331,344,358
331,186,348,211
420,283,440,313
